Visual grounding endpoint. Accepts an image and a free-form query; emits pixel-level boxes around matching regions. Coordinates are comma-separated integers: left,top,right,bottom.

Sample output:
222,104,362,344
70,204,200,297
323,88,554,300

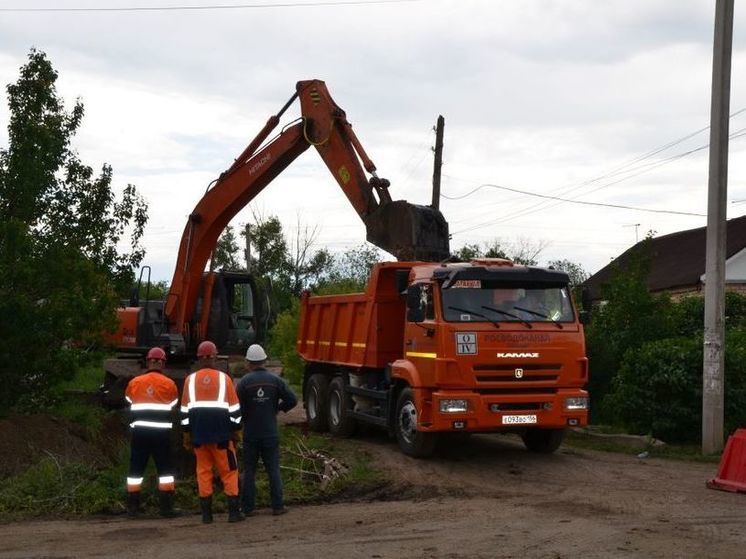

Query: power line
0,0,416,12
445,122,746,234
449,183,704,236
445,107,746,230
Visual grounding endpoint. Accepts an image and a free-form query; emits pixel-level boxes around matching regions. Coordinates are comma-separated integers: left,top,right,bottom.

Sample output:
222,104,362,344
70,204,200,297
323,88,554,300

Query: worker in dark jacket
125,347,179,518
181,340,243,523
236,344,297,516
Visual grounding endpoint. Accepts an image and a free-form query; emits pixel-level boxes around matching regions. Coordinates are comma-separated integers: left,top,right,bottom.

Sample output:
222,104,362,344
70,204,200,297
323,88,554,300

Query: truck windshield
441,286,575,323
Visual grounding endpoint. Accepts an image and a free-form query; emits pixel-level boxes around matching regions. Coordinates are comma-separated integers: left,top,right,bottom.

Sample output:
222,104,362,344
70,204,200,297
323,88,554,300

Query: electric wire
446,107,746,231
0,0,416,12
447,122,746,235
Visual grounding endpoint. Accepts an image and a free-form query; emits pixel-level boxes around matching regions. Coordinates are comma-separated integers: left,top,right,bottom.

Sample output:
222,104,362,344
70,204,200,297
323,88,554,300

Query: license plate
502,414,537,425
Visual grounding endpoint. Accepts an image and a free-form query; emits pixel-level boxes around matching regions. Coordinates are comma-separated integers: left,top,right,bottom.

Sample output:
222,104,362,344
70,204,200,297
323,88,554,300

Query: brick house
583,215,746,301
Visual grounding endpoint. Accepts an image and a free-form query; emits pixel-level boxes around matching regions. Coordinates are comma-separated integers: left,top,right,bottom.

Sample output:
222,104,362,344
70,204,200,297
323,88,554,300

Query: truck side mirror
406,286,425,323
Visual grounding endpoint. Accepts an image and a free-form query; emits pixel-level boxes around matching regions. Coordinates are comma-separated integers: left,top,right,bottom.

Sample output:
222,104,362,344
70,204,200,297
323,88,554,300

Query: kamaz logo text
248,153,271,176
496,352,539,358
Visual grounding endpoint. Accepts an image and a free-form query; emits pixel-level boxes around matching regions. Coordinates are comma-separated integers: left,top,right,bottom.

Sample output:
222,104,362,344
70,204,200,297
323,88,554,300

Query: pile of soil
0,413,126,478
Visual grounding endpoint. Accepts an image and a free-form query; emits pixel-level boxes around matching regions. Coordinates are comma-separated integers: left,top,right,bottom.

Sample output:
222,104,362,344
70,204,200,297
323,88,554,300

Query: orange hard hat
146,347,167,362
196,340,218,358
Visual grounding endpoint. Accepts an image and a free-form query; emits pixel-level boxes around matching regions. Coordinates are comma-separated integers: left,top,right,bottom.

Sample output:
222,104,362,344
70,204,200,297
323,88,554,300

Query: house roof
583,214,746,299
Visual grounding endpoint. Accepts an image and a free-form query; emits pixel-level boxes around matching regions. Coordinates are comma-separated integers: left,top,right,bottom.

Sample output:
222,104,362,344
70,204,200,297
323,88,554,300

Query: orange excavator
101,80,449,403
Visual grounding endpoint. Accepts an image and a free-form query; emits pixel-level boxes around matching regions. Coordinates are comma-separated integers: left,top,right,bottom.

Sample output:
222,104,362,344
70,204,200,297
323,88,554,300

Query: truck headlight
564,397,588,411
439,399,468,413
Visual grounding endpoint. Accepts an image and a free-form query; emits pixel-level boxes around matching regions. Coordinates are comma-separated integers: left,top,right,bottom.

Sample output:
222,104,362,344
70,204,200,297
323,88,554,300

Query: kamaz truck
298,258,589,457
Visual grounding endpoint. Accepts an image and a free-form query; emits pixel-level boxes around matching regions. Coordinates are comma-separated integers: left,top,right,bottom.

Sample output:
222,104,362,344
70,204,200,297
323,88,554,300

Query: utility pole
702,0,734,455
431,115,445,210
244,223,252,272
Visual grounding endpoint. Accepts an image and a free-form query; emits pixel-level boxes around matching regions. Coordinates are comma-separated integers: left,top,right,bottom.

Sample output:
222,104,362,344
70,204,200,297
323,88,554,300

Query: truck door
403,283,438,385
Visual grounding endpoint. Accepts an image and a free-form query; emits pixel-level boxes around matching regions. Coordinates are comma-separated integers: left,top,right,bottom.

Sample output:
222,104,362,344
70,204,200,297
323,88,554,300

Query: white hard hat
246,344,268,362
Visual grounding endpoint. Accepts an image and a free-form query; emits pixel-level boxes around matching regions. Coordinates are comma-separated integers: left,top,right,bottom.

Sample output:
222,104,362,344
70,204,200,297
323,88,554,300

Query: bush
268,300,303,387
604,330,746,443
604,337,702,442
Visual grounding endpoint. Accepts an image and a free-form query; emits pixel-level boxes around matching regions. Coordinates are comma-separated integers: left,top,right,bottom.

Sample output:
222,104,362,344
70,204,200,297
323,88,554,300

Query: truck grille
473,363,561,383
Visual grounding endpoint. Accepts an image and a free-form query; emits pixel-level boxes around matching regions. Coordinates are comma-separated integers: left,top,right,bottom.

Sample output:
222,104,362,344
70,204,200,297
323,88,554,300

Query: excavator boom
165,79,450,342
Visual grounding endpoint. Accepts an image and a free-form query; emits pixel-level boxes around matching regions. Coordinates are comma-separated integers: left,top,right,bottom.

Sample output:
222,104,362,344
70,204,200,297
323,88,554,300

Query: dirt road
1,431,744,559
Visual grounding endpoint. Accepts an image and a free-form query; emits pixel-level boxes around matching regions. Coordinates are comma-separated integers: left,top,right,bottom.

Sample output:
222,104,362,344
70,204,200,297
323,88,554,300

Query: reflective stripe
168,398,178,408
180,405,189,413
185,401,230,410
127,477,143,485
130,403,174,411
181,418,189,425
125,396,133,403
130,420,172,429
228,403,240,413
218,373,226,403
158,475,175,484
406,351,438,359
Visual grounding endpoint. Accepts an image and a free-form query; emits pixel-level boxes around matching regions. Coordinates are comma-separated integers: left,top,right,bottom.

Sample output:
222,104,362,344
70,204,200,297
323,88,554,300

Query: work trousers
194,441,239,498
241,436,283,512
127,428,175,492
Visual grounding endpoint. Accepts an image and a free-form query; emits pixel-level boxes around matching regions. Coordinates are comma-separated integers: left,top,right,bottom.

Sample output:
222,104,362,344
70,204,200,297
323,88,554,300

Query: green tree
0,49,148,409
451,238,547,265
584,241,673,421
318,244,383,292
546,259,589,286
213,225,242,271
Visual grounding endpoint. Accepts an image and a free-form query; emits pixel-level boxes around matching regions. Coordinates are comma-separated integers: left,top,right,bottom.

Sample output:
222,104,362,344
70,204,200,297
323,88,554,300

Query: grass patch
0,406,383,519
0,445,130,519
564,429,721,463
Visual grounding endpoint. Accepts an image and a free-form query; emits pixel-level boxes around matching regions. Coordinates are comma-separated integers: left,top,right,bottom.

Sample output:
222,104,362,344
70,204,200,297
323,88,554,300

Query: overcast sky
1,0,745,282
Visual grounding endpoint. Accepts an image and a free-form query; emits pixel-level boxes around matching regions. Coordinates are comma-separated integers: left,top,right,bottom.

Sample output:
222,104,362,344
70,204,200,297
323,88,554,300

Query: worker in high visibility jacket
125,346,179,518
181,340,243,523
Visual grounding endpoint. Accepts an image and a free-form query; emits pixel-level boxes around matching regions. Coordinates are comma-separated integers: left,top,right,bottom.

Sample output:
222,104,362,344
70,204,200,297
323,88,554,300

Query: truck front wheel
521,428,566,453
395,387,437,458
305,374,329,432
327,376,356,437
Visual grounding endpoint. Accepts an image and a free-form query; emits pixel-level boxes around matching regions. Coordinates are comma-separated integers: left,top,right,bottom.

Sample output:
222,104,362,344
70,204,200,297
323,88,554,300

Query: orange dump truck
297,258,589,457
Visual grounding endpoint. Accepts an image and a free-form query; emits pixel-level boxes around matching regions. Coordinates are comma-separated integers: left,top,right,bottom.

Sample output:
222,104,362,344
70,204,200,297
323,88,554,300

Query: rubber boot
126,492,140,518
159,491,180,518
200,496,213,524
227,496,244,523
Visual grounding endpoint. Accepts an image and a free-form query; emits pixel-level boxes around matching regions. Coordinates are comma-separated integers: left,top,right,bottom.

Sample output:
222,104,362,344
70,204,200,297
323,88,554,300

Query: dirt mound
0,414,123,478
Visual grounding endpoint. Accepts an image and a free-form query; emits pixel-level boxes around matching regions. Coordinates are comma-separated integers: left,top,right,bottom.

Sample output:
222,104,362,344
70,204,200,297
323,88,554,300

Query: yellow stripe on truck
406,351,437,359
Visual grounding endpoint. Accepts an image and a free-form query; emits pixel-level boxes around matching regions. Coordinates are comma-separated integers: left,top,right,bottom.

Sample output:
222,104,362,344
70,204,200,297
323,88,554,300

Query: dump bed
298,262,413,369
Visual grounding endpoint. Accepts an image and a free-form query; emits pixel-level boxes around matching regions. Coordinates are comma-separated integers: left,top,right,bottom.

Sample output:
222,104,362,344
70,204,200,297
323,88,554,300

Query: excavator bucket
364,201,450,262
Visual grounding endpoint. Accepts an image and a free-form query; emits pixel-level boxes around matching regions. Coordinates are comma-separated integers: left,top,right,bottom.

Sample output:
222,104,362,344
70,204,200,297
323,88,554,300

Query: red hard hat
146,347,167,362
196,340,218,358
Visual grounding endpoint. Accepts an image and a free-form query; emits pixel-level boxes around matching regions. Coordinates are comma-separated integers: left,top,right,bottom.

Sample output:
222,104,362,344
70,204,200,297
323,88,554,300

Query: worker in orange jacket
181,340,243,523
125,347,179,518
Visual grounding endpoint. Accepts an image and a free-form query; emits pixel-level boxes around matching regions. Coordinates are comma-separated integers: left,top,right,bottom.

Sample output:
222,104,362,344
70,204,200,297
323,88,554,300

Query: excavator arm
164,79,449,341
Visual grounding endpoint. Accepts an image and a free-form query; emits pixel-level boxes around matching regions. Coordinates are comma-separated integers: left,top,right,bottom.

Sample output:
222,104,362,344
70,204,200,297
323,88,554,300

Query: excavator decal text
248,153,272,176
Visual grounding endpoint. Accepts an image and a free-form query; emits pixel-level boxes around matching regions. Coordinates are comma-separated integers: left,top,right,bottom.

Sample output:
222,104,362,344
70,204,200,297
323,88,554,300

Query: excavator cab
197,271,267,355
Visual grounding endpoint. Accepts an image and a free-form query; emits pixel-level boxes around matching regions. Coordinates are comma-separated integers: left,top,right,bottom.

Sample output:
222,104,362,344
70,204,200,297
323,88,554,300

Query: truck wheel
395,387,437,458
327,376,356,437
521,428,566,453
305,374,329,432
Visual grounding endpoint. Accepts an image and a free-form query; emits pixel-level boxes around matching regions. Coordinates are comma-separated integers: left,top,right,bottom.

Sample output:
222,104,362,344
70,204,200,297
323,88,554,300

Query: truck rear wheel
521,428,566,453
395,387,437,458
327,376,356,437
305,374,329,432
